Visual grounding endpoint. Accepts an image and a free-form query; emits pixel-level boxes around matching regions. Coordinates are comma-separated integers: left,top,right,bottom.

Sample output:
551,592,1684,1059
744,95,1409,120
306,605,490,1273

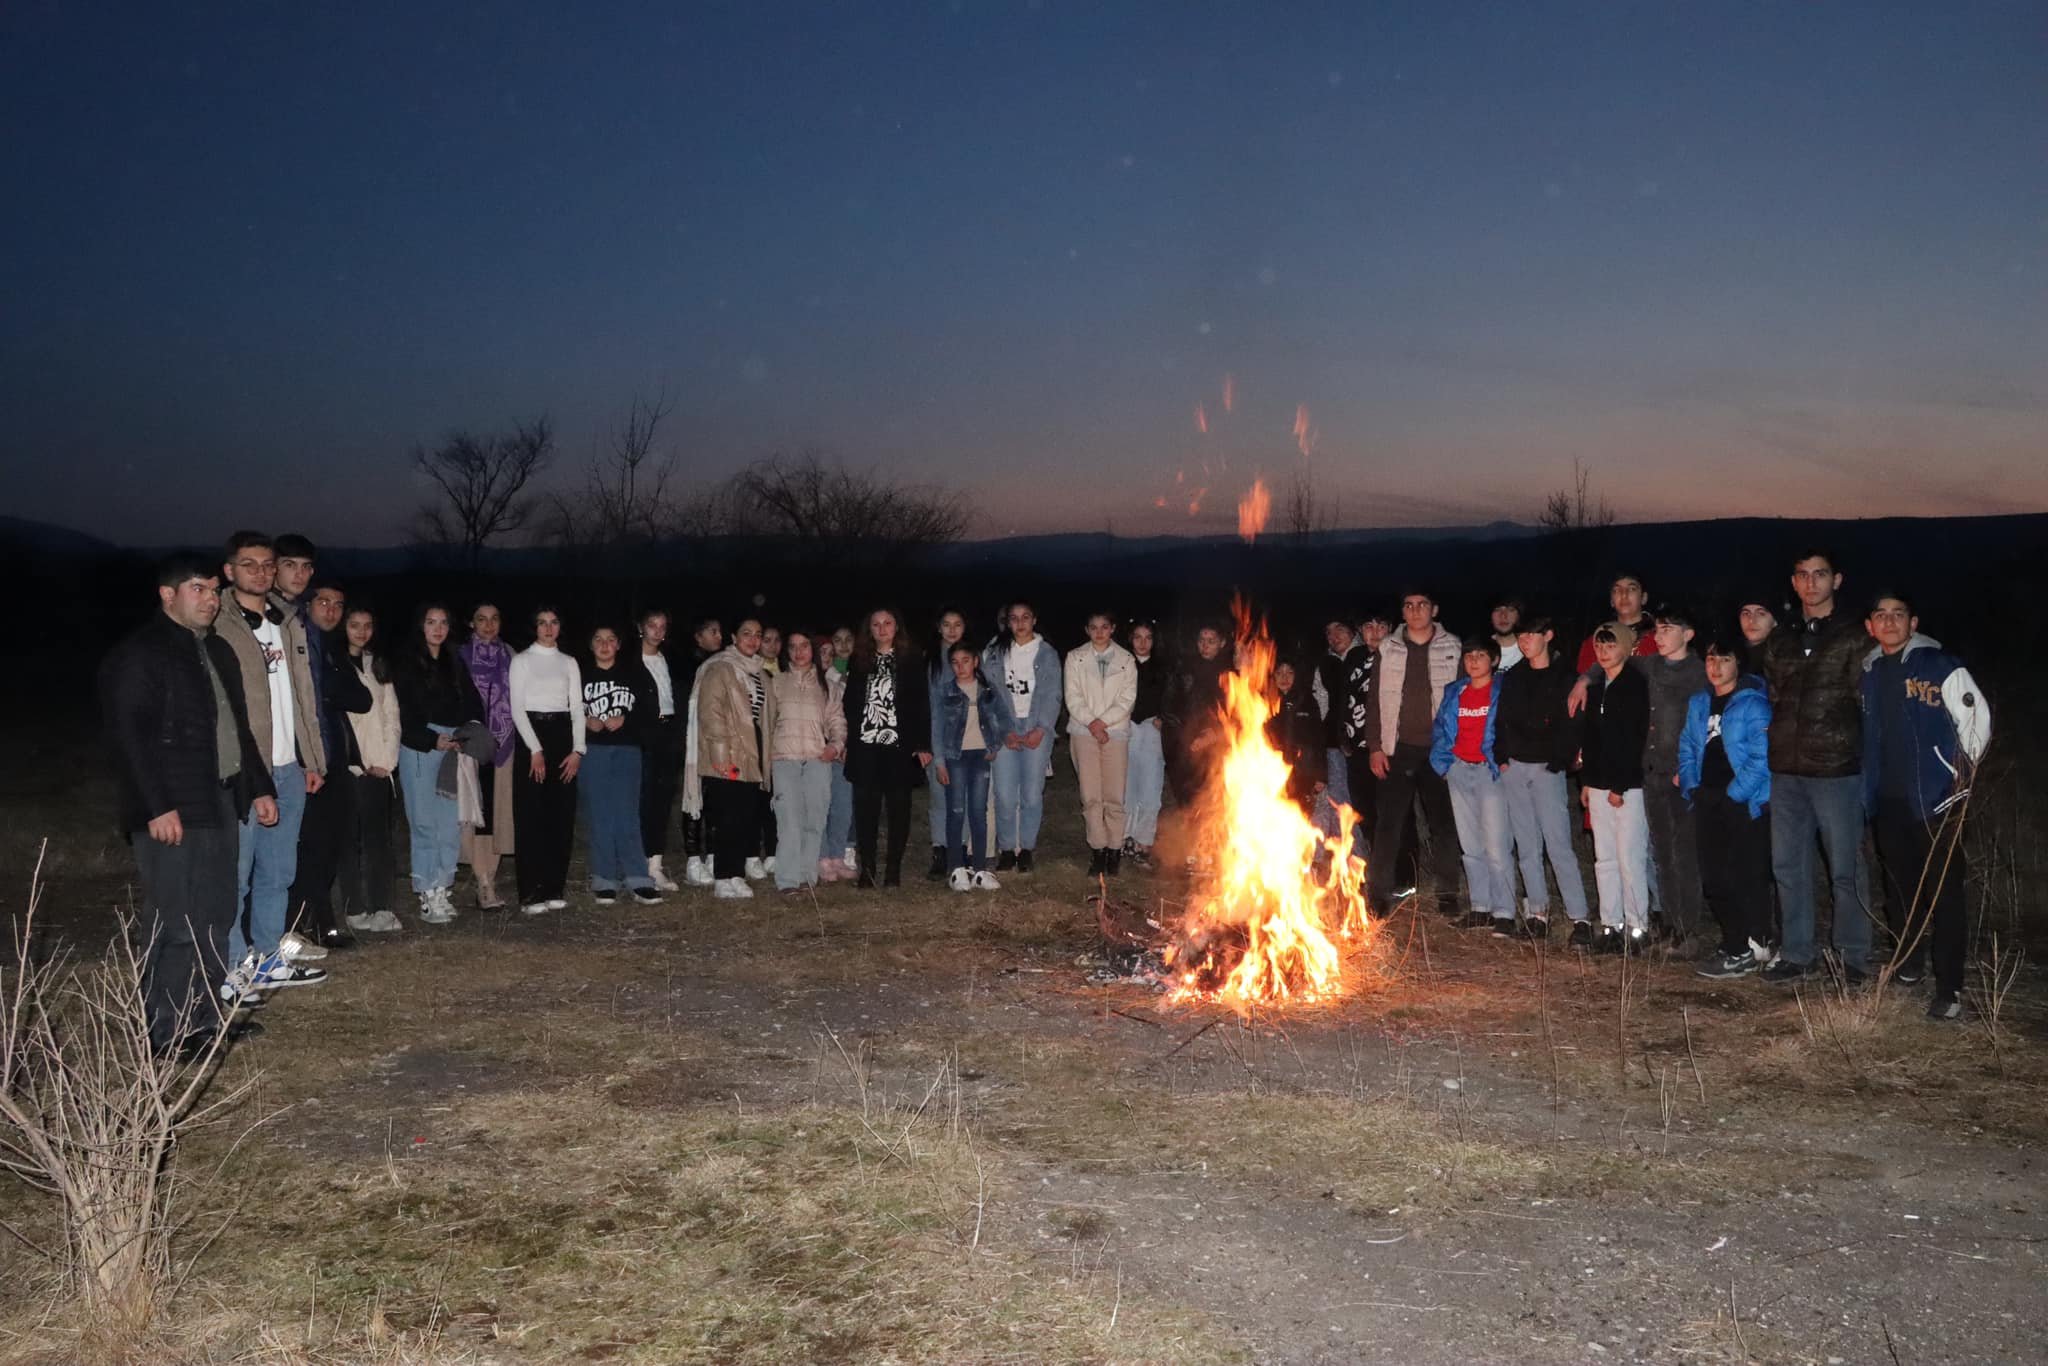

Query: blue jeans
993,741,1050,853
233,760,307,962
1500,762,1591,923
397,735,460,896
943,752,993,871
1123,720,1166,846
1446,761,1514,919
824,760,854,857
579,745,650,891
926,759,948,847
771,757,833,888
1771,773,1871,971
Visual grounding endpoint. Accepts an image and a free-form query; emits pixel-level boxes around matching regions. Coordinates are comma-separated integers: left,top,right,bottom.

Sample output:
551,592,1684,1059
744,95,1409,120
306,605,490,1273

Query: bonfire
1161,480,1372,1010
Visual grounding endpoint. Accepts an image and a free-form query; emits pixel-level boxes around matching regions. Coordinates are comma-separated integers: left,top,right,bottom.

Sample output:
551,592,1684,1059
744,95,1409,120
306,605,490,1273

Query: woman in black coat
842,607,932,888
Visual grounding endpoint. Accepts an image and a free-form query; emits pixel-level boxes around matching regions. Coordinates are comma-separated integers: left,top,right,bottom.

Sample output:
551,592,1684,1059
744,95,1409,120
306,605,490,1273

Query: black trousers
640,717,682,859
701,776,759,879
757,784,778,857
1346,747,1417,886
515,713,577,904
1694,788,1773,957
130,787,238,1050
854,779,915,883
1873,798,1969,994
1644,773,1707,939
341,772,396,915
289,770,352,936
1364,742,1460,913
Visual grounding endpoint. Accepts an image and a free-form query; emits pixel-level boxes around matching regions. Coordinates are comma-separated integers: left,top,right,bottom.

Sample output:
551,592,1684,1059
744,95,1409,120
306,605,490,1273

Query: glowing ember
1222,372,1236,413
1194,402,1208,434
1236,477,1271,542
1166,598,1370,1009
1292,403,1319,457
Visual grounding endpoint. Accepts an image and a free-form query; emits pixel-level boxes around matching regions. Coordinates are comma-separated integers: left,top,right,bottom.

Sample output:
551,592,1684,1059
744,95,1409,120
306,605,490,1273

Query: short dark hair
1517,614,1555,636
1463,636,1501,663
948,640,980,663
223,530,272,560
1359,609,1394,629
690,615,721,635
274,533,317,561
1610,571,1645,590
1651,602,1696,630
155,551,219,590
1396,586,1435,607
1791,547,1839,572
1867,588,1916,617
308,576,345,599
1700,633,1747,667
638,605,669,627
1491,595,1525,614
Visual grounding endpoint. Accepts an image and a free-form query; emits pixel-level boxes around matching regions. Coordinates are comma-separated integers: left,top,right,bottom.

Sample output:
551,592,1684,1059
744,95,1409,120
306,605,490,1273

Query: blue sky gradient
3,1,2043,544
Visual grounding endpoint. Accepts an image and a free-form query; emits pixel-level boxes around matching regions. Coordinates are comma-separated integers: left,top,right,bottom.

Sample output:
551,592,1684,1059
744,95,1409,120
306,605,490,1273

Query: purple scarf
459,638,516,766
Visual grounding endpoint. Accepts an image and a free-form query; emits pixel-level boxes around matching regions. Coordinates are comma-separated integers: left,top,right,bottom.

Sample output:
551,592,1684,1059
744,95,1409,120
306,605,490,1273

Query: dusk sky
3,1,2044,546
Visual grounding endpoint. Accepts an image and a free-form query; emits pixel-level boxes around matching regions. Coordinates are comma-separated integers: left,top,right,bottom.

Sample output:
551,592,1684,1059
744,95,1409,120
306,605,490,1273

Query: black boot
1017,849,1035,873
996,850,1018,872
1086,848,1107,876
927,846,947,880
1105,849,1122,877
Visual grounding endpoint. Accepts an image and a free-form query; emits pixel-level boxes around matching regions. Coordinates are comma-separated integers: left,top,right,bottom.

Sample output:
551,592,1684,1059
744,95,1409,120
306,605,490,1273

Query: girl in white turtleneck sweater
509,608,586,913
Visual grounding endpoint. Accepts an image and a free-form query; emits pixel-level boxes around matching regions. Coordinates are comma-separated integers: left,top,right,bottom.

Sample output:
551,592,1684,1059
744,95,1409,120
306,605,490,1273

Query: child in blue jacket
1680,633,1774,979
1431,638,1509,932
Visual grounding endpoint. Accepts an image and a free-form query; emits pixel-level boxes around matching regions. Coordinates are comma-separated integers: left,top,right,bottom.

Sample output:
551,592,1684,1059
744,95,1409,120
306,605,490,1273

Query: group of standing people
1266,553,1990,1023
100,532,1995,1061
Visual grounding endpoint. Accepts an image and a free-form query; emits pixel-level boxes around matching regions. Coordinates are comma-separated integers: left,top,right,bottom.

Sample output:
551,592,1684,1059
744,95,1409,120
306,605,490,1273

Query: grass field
2,749,2045,1365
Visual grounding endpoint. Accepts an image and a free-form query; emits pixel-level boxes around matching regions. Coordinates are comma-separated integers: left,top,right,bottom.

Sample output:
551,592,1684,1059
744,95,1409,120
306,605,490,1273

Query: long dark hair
780,628,831,689
400,602,464,688
344,607,391,685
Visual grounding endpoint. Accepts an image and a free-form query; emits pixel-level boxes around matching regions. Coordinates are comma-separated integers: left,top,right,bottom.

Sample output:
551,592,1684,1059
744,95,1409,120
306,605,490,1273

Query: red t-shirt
1452,680,1493,764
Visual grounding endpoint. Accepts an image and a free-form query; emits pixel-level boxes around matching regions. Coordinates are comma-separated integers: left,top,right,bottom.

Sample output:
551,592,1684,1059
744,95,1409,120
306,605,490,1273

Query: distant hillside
0,515,117,558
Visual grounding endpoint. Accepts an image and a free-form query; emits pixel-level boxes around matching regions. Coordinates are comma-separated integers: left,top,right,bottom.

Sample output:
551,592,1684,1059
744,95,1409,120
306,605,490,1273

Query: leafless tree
550,393,684,556
1281,463,1338,542
412,417,555,570
723,451,972,566
1538,458,1616,532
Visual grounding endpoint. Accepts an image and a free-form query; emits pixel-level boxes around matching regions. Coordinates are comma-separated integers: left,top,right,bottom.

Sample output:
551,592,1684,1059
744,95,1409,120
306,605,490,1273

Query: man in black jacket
101,553,279,1055
287,575,372,950
1755,550,1874,983
1492,615,1591,942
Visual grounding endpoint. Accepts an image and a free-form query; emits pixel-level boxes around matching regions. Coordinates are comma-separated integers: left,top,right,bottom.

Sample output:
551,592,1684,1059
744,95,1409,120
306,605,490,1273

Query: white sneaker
278,931,328,962
744,856,769,881
972,869,1002,892
843,845,858,869
948,867,973,892
519,901,549,916
344,913,376,934
420,895,454,926
763,855,777,876
685,856,714,887
713,876,755,900
649,856,680,892
546,899,568,911
431,887,459,918
1749,937,1777,966
364,910,403,933
220,952,262,1006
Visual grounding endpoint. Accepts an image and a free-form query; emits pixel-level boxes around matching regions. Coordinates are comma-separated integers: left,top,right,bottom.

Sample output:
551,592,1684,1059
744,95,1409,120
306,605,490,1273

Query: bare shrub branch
1537,458,1616,532
411,417,556,570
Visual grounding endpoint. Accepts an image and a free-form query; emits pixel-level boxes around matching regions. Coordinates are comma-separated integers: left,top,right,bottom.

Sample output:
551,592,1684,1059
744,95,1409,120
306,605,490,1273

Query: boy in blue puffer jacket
1430,639,1508,933
1861,592,1992,1019
1680,634,1774,979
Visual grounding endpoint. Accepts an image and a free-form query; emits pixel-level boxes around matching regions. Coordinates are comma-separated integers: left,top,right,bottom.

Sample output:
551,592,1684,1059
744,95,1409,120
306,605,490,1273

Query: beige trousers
1072,734,1130,851
460,760,517,901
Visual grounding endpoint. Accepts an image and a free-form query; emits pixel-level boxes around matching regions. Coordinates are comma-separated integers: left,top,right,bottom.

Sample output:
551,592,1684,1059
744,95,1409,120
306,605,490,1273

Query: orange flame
1194,402,1208,435
1222,373,1236,413
1292,404,1319,457
1237,477,1270,542
1166,600,1369,1011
